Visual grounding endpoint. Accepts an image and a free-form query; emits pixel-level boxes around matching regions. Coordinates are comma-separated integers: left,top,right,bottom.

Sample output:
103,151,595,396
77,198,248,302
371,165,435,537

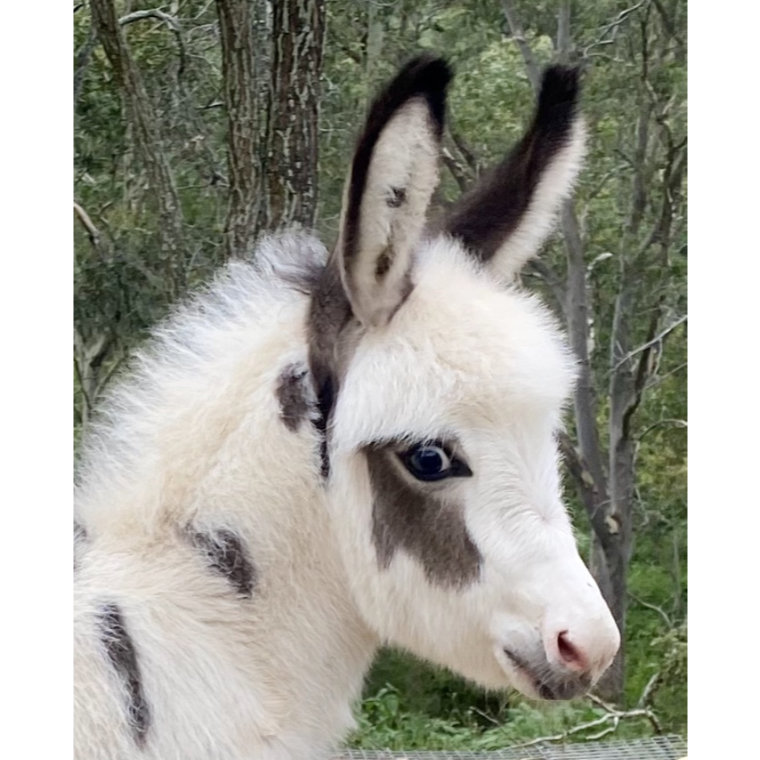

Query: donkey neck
74,254,380,755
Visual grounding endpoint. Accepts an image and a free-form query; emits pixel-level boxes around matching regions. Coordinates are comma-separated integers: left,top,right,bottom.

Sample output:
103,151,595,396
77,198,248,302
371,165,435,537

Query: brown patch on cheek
365,446,481,589
275,363,313,432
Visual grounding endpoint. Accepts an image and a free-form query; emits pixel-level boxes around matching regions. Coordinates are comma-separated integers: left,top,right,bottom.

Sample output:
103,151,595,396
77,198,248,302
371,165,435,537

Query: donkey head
308,56,619,699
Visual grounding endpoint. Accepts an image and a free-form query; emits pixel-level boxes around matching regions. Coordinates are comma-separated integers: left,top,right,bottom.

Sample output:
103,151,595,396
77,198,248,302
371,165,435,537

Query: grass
348,681,660,750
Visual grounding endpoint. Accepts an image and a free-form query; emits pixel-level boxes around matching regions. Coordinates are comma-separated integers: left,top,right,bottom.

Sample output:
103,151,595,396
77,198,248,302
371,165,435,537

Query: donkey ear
336,55,451,327
444,66,585,281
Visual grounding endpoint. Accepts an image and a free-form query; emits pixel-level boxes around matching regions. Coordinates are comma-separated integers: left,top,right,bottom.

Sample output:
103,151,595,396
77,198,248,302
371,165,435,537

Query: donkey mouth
502,647,591,701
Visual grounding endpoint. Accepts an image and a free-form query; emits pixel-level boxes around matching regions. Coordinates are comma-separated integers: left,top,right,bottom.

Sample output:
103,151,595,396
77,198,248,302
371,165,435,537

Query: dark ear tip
367,53,452,138
538,65,581,112
400,53,453,93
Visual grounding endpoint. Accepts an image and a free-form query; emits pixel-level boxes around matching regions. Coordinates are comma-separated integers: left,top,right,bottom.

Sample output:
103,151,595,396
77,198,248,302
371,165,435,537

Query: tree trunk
90,0,187,298
563,198,627,700
216,0,262,259
260,0,326,230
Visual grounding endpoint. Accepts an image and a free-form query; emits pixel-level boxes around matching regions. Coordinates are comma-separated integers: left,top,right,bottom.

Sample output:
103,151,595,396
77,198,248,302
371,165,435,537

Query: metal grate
337,735,687,760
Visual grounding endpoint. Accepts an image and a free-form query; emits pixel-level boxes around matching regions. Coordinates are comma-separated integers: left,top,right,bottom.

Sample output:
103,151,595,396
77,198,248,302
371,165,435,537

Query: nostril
557,630,588,672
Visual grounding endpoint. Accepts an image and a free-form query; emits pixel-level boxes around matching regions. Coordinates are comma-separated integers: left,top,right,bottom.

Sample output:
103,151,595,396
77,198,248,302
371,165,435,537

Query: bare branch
499,0,541,92
73,202,100,247
581,0,651,59
644,360,686,390
511,693,661,748
441,148,471,194
118,9,186,78
450,129,479,174
610,314,686,374
586,164,630,202
524,257,565,316
588,693,662,733
629,590,672,627
636,671,661,709
96,350,128,399
637,417,686,441
119,9,181,33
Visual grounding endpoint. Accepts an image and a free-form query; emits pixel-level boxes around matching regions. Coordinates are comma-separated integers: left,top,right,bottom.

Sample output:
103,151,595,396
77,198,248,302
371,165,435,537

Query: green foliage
349,680,657,749
649,624,687,731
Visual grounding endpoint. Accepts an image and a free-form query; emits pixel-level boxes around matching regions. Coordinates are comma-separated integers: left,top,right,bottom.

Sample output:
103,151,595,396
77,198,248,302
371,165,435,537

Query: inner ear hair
336,54,452,328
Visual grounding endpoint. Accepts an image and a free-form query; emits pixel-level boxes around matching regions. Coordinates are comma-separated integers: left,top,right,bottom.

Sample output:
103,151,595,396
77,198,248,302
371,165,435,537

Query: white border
3,2,72,756
689,2,759,758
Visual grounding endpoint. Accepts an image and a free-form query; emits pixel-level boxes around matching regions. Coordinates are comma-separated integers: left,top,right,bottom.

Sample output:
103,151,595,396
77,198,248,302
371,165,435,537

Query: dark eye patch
365,439,481,588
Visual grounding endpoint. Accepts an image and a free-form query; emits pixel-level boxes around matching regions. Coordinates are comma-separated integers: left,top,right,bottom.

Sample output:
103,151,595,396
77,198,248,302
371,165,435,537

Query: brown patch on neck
189,528,257,598
365,443,481,589
97,603,151,747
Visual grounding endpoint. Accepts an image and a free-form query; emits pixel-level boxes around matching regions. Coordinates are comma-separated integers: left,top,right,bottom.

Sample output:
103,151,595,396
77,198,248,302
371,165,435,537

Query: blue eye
400,442,472,482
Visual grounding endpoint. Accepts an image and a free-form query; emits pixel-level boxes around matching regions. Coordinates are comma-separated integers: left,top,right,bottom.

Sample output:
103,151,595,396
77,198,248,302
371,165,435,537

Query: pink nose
556,630,589,672
544,623,619,678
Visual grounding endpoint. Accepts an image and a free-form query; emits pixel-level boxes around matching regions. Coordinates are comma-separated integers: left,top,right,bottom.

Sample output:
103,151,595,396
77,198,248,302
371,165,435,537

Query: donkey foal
74,56,619,760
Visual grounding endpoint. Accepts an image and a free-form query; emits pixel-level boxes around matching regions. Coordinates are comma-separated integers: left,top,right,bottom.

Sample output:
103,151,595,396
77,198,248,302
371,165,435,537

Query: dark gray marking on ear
365,442,481,589
374,247,394,279
190,529,256,598
97,603,151,748
444,65,580,261
386,186,407,208
275,363,313,432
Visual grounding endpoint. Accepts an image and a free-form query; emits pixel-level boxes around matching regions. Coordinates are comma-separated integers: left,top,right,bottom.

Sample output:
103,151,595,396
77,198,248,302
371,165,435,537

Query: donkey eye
399,443,472,482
